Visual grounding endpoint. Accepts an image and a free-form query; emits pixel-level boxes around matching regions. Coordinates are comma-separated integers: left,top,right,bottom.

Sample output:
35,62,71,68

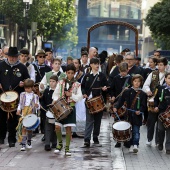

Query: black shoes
51,144,57,149
45,145,51,151
9,142,15,147
166,150,170,154
0,139,4,144
41,135,45,142
72,132,79,138
84,141,90,147
93,138,99,144
158,144,163,151
124,142,130,148
115,142,121,148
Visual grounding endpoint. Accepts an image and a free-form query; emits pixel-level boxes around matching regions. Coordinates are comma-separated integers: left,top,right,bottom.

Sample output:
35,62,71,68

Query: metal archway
87,20,139,56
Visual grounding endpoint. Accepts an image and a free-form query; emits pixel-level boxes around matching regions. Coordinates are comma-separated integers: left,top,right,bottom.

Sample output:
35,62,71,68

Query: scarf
4,58,20,67
64,78,76,91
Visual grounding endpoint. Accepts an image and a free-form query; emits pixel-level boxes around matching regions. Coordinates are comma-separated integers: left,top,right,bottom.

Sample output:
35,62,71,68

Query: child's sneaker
133,145,138,153
129,146,133,153
65,147,71,156
20,144,26,151
26,140,32,149
54,143,63,154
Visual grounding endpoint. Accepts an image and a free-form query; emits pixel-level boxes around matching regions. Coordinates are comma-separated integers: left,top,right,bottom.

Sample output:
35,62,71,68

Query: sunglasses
154,55,160,56
39,56,46,58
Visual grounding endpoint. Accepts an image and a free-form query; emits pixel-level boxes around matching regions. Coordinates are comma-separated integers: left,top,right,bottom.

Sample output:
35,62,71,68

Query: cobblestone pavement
0,114,170,170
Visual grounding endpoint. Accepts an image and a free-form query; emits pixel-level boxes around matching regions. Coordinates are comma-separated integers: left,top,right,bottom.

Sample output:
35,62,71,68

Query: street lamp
23,0,33,47
138,38,143,62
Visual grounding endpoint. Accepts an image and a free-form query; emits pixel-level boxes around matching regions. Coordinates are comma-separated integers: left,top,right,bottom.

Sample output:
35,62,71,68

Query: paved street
0,113,170,170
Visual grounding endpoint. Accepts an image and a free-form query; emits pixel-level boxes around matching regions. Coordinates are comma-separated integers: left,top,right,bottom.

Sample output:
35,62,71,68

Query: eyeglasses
125,58,134,61
39,56,46,58
154,55,160,57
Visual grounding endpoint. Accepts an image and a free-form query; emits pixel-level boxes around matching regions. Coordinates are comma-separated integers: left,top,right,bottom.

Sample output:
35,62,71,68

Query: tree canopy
145,0,170,49
0,0,78,49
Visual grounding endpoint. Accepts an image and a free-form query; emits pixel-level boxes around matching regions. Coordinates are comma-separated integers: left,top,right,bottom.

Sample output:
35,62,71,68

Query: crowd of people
0,45,170,156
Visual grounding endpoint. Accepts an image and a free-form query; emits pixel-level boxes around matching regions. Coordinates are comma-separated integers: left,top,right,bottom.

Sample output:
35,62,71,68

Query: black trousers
45,118,57,146
147,111,159,143
40,108,46,134
0,109,18,143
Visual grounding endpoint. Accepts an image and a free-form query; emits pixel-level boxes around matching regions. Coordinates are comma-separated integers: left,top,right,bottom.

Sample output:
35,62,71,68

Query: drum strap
88,74,98,93
130,91,141,109
122,76,130,90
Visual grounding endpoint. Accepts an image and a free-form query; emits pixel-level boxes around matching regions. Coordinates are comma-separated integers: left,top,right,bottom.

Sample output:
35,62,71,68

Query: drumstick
40,105,48,112
13,79,26,90
113,112,120,121
122,106,144,115
1,88,7,96
115,85,130,100
92,86,110,90
46,104,52,107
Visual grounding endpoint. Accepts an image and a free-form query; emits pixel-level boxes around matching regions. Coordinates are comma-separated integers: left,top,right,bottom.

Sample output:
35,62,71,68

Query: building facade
141,0,160,62
78,0,142,55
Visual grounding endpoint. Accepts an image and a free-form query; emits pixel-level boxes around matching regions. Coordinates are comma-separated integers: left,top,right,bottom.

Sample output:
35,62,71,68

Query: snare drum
148,96,154,112
49,98,73,121
46,110,55,124
86,95,105,114
158,111,170,129
112,121,131,142
0,91,18,112
23,114,40,131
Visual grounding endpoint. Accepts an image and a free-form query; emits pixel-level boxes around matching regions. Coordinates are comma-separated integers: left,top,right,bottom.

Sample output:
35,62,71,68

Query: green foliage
0,0,78,49
145,0,170,49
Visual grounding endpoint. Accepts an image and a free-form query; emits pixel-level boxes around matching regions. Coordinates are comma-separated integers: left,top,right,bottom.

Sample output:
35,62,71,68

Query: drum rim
0,90,18,103
87,95,103,102
26,118,40,130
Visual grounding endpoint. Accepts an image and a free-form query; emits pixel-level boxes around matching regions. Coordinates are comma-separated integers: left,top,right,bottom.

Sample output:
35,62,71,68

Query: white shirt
142,71,165,93
17,92,40,110
24,63,36,82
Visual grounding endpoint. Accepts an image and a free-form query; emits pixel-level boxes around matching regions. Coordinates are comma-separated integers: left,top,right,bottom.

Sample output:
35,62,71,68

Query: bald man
88,47,97,59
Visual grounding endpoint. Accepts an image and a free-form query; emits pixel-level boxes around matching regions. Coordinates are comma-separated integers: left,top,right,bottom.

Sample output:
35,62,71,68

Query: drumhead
113,121,131,131
0,91,18,103
23,114,38,128
46,111,54,119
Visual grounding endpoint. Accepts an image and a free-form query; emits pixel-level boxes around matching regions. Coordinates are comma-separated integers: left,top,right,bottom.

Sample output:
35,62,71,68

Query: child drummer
109,62,131,148
113,74,147,153
81,57,108,147
52,64,82,156
154,72,170,154
41,75,58,151
16,79,40,151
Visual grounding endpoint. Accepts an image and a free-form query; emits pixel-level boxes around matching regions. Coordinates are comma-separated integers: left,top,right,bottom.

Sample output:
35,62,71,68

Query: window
120,6,129,19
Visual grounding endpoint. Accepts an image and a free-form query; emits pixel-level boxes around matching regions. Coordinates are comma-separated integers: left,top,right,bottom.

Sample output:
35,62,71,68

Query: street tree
0,0,78,49
145,0,170,49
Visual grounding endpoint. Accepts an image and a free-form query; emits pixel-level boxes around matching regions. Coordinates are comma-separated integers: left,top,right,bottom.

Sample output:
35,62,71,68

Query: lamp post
138,38,143,63
23,0,33,47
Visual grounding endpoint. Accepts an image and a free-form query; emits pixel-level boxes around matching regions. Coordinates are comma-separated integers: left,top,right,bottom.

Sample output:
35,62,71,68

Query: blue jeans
130,125,140,146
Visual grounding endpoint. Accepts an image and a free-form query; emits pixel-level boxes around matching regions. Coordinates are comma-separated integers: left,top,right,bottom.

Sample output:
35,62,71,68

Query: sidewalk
0,114,170,170
0,113,125,170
